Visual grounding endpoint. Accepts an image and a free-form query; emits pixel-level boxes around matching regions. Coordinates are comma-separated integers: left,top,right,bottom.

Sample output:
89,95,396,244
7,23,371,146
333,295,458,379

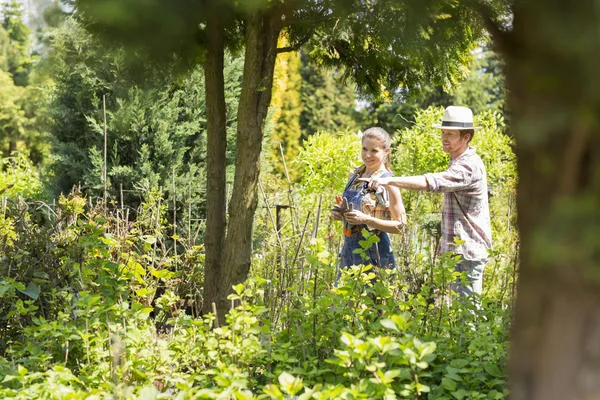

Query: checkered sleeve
424,160,482,193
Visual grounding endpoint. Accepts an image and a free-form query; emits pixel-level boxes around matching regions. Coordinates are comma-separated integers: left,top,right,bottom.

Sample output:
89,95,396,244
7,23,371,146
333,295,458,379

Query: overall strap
344,165,366,192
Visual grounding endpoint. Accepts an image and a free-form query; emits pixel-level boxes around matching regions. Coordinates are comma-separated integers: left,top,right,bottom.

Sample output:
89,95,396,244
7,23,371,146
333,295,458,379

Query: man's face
441,129,470,158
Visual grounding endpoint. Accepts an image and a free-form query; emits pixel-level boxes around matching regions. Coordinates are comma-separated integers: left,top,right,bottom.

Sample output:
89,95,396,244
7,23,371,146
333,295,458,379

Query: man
361,106,492,296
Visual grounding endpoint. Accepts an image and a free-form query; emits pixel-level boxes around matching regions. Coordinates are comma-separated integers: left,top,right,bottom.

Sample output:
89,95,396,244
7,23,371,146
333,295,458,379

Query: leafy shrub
0,153,44,200
0,139,512,399
296,131,361,196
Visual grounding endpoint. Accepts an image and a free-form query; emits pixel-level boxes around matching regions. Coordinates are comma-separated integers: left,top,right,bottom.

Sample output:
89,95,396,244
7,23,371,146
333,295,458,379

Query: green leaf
416,361,429,369
233,283,245,295
234,390,253,400
17,282,40,300
0,282,13,297
380,318,399,331
483,362,504,378
416,383,431,393
383,369,402,383
142,235,157,244
450,359,470,369
151,268,174,280
32,271,50,280
441,376,457,391
452,388,467,400
135,287,154,297
127,261,146,279
278,372,303,396
417,341,436,359
2,375,18,383
263,384,284,400
340,332,353,347
139,385,159,400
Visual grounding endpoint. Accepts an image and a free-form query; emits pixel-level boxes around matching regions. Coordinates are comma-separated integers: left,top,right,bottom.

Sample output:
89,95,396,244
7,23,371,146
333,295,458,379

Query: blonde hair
362,127,392,170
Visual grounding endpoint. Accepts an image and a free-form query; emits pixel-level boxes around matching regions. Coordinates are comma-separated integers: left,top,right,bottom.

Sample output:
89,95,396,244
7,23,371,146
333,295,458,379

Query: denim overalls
338,169,396,271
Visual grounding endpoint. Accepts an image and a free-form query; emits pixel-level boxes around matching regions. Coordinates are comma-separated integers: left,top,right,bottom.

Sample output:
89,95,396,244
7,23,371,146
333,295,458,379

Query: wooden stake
172,166,177,269
212,302,219,328
102,94,108,207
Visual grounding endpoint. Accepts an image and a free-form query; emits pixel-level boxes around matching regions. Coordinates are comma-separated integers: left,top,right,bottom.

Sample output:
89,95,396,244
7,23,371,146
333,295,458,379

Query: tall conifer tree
267,35,302,180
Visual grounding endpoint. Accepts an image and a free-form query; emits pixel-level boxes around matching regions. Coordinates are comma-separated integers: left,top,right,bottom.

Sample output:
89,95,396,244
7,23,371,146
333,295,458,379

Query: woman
332,127,406,271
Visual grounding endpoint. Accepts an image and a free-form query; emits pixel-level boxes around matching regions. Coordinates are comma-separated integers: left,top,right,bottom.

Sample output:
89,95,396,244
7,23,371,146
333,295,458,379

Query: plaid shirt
342,165,393,233
349,165,393,221
424,147,492,261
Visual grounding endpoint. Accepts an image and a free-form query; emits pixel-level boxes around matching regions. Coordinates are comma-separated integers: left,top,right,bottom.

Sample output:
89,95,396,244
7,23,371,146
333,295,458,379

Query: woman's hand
331,210,343,221
343,210,371,225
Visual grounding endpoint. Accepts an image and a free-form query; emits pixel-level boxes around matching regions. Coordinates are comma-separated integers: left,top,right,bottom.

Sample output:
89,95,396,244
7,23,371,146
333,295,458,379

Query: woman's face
361,136,388,173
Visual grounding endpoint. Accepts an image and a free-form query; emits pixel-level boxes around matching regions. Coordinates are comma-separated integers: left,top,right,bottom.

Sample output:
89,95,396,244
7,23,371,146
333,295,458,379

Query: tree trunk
8,140,17,156
507,1,600,399
202,10,228,316
215,9,282,319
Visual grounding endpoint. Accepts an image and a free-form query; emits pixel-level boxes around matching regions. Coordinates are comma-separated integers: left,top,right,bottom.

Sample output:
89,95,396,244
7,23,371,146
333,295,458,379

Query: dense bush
0,191,510,398
0,153,45,200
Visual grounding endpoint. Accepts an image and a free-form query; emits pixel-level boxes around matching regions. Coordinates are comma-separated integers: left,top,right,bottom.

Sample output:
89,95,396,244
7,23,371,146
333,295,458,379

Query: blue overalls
338,170,396,271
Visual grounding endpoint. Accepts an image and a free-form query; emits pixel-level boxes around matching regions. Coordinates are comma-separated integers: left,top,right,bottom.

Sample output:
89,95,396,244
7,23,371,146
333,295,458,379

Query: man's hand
357,176,392,190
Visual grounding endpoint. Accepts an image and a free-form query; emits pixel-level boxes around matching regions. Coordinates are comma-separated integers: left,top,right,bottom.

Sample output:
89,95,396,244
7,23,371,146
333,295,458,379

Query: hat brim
433,124,481,130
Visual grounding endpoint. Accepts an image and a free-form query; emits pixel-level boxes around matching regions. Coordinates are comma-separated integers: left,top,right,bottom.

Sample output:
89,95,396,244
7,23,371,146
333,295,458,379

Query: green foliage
451,45,506,116
45,17,244,239
0,191,202,364
0,196,267,396
295,131,361,196
0,67,52,162
72,0,499,100
357,46,506,135
358,85,451,136
18,71,54,164
299,55,362,141
0,1,52,165
1,0,33,87
0,68,26,156
267,39,303,180
0,190,511,398
393,107,449,178
259,261,509,399
0,153,44,199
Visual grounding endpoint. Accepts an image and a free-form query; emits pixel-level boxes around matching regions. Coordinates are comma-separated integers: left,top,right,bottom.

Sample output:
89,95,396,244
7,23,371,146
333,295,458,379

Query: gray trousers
451,258,486,297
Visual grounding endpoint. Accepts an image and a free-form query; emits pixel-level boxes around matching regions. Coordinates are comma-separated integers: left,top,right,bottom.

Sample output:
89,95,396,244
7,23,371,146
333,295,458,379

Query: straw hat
433,106,481,130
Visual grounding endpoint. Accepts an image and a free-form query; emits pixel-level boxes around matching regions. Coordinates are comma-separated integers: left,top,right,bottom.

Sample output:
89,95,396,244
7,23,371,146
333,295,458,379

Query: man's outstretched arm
358,175,429,191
